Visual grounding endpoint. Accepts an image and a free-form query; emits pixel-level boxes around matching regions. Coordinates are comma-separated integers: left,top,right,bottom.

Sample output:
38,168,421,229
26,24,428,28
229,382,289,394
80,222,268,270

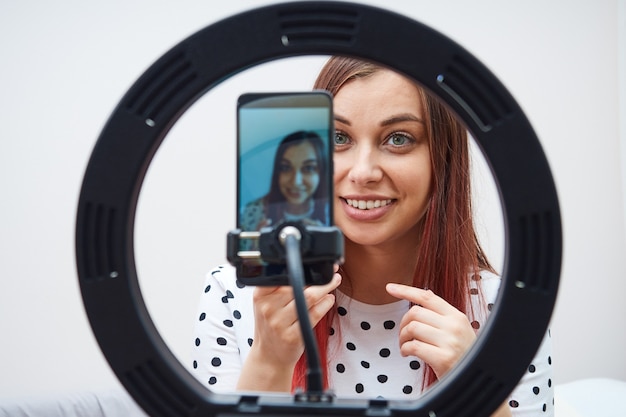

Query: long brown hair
292,56,493,392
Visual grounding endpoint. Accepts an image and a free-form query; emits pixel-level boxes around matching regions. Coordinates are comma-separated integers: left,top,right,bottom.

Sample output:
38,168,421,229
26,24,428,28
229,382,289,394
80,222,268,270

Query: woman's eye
334,131,350,146
302,164,318,174
279,163,292,173
386,133,413,146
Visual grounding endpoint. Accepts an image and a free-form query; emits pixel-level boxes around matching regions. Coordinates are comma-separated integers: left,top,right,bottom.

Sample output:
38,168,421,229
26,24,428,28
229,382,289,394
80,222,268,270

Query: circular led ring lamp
76,2,561,417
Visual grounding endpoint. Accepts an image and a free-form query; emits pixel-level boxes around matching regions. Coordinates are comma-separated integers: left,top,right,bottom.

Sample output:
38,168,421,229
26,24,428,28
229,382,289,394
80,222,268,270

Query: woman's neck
285,199,313,215
339,239,418,305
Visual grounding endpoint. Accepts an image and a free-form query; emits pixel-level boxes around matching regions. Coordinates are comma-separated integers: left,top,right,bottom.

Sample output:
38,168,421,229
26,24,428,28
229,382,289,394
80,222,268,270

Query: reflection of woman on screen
240,130,329,231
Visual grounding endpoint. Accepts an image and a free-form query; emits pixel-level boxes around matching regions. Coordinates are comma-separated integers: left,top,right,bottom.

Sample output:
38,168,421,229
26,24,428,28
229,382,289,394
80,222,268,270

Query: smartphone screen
236,91,334,285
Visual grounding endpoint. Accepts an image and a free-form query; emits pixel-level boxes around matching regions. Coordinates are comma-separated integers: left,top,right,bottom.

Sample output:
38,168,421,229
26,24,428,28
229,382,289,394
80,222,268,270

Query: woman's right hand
237,272,341,392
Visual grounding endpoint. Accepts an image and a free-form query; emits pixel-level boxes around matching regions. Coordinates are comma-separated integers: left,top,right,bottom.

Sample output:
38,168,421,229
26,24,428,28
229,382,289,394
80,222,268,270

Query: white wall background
1,0,625,402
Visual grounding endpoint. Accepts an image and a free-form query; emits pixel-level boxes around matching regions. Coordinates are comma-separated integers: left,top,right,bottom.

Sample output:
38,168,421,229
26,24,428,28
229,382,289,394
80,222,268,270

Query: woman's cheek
310,174,320,193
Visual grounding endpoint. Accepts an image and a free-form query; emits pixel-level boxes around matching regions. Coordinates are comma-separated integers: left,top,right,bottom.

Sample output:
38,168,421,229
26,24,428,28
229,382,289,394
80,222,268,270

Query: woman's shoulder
242,197,265,213
241,198,266,231
204,264,252,297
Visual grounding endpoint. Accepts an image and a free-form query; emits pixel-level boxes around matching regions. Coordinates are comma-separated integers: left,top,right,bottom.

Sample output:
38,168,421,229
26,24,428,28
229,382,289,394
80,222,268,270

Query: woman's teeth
345,199,392,210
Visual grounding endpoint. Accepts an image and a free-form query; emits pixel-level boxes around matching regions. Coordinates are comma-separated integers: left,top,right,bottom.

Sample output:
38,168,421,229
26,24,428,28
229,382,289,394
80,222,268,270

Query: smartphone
234,91,336,286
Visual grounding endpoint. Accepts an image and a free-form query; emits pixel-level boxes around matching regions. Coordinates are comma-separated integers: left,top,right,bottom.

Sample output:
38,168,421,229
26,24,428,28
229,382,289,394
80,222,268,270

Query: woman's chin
285,199,310,211
341,227,389,247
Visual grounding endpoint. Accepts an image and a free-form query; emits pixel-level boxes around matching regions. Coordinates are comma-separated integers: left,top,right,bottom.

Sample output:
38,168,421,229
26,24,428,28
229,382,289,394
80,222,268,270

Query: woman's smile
284,187,308,199
339,196,396,221
343,197,394,210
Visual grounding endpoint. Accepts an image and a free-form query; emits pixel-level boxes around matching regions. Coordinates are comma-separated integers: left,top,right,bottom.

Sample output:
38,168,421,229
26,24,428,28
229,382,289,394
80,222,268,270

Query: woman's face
333,69,432,249
278,141,320,210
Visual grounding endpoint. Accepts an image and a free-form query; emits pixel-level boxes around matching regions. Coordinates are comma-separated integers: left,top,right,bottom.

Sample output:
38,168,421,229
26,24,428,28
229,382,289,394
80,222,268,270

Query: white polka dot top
329,291,423,398
191,265,554,416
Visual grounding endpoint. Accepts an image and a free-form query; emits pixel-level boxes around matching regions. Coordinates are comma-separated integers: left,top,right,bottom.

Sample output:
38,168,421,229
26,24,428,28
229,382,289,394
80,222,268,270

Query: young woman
240,130,329,232
191,57,553,417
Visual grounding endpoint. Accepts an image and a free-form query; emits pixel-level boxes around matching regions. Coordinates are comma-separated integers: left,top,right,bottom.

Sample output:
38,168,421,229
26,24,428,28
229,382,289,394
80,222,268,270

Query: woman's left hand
385,283,477,380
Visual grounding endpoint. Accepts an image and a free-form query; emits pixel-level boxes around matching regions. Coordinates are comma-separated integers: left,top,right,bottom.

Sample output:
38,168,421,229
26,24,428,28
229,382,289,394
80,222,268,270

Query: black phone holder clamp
226,221,344,284
227,222,343,400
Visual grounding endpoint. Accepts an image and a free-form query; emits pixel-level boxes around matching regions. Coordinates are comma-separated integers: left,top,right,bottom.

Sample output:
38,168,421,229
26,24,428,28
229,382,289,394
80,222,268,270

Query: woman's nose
347,146,383,185
293,170,303,185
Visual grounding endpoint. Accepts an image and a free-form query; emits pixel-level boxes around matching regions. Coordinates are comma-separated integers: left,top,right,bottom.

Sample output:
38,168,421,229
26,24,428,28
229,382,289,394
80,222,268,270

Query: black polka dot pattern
383,320,395,330
506,328,554,414
191,266,553,409
191,265,256,392
240,199,265,235
327,294,426,399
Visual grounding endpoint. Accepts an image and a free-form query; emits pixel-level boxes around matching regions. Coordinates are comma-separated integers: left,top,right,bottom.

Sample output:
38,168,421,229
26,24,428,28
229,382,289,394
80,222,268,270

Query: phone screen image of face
238,99,332,233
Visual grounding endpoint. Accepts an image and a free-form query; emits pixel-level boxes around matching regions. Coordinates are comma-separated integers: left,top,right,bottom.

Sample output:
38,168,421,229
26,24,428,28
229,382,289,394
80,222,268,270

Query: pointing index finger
385,283,452,314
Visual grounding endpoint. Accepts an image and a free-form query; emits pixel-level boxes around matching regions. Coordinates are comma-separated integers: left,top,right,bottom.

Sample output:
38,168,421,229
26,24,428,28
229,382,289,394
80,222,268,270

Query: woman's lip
339,197,395,220
341,195,394,200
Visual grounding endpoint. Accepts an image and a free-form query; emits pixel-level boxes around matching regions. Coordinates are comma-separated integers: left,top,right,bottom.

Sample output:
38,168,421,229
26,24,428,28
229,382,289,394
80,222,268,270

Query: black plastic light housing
75,2,562,417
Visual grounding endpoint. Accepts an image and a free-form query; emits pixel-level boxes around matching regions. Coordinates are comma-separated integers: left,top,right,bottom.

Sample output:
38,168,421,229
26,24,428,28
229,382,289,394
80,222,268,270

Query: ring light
75,2,561,417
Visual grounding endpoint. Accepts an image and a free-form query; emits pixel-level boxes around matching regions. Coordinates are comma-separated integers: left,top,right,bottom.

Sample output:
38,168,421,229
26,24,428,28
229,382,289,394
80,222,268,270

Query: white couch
0,389,146,417
554,378,626,417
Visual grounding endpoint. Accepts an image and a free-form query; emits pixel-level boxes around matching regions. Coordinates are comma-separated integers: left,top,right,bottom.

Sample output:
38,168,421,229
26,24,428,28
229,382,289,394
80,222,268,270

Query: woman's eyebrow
380,113,424,126
334,114,351,126
334,113,424,126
